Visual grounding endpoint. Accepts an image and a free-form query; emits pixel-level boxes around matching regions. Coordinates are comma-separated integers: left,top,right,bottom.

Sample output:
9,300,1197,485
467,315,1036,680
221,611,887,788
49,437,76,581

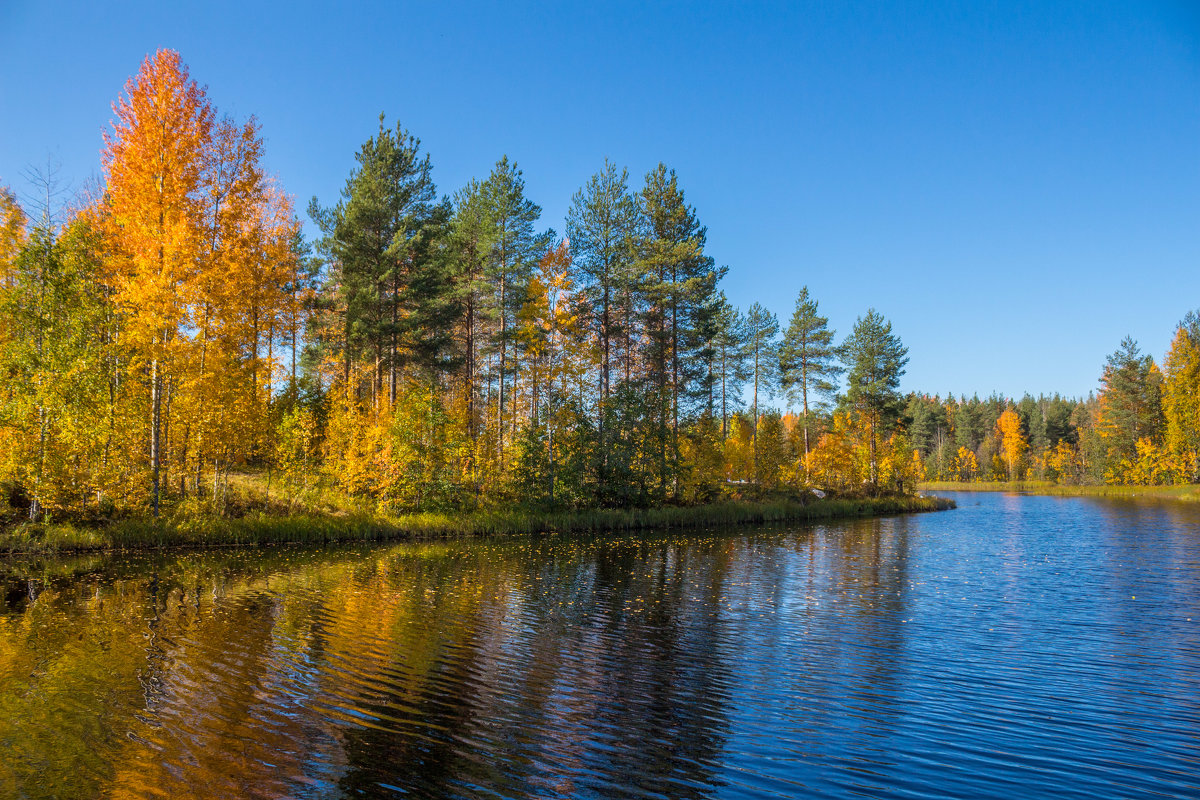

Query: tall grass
0,495,954,556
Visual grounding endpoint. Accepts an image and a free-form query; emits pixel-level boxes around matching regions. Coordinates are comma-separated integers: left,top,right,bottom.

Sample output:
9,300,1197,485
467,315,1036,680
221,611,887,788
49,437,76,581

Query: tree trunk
151,357,161,517
499,271,507,470
752,348,759,480
802,376,810,480
869,410,878,487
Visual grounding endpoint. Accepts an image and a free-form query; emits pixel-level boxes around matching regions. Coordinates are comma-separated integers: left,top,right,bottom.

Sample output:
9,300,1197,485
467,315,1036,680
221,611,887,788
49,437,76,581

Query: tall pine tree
778,286,841,470
840,309,908,487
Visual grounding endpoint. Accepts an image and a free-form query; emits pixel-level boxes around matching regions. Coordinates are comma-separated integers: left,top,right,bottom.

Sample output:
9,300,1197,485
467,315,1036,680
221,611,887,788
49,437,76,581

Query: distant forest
905,322,1198,486
0,50,1196,525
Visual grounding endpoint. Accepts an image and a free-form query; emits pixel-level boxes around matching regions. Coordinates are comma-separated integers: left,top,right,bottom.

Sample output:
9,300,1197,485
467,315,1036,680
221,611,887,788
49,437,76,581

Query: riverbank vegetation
0,50,943,546
919,481,1200,501
0,491,953,555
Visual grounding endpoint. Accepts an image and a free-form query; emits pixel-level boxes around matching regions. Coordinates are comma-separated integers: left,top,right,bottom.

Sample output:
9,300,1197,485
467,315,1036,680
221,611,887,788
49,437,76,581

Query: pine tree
481,156,552,468
565,160,638,485
309,116,444,404
1097,336,1164,476
778,286,841,473
744,302,779,477
635,163,723,497
840,309,909,487
709,293,750,438
448,178,495,452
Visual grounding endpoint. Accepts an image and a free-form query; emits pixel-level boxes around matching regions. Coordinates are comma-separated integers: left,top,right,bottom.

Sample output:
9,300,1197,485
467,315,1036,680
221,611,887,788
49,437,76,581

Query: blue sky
1,0,1197,401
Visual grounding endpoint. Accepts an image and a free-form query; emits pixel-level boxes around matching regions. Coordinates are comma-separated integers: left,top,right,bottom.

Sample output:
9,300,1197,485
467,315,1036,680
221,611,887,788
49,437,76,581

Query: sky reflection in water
1,492,1198,799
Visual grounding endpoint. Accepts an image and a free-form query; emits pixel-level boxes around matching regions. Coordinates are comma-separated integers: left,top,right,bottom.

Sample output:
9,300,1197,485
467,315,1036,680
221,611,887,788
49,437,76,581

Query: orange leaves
102,49,213,353
995,408,1027,480
95,49,300,506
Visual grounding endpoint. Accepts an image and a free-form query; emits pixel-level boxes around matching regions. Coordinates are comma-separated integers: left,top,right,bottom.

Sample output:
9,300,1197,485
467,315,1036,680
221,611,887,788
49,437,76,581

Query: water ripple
2,494,1200,798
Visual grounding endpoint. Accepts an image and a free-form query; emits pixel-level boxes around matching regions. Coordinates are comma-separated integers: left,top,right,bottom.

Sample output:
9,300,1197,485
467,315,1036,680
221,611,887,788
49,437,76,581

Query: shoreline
920,481,1200,501
0,495,955,556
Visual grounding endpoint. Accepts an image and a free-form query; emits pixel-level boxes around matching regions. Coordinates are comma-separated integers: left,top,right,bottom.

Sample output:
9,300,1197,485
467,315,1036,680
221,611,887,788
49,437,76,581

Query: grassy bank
920,481,1200,501
0,495,955,555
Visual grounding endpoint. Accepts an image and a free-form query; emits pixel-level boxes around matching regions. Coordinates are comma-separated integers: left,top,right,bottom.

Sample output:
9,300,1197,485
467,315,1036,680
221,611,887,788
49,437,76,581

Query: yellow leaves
1163,321,1200,479
27,49,302,511
806,411,867,490
1041,440,1080,484
953,446,979,481
909,448,927,483
722,414,756,482
995,408,1027,480
0,186,26,280
1109,437,1182,486
321,377,470,512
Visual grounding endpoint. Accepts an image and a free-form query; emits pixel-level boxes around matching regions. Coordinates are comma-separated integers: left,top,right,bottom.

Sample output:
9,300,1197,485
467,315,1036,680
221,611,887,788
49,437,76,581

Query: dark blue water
1,492,1198,798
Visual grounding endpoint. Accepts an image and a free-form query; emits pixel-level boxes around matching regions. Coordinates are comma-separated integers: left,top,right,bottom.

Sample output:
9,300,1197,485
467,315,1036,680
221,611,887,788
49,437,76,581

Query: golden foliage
995,409,1028,481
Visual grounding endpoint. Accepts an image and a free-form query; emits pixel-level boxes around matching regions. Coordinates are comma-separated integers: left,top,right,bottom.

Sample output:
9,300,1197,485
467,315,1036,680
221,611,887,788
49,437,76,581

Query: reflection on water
1,493,1199,799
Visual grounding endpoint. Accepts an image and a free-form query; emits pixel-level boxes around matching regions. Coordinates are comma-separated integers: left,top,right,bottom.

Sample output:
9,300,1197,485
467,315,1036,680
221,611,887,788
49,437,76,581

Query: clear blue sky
2,0,1197,401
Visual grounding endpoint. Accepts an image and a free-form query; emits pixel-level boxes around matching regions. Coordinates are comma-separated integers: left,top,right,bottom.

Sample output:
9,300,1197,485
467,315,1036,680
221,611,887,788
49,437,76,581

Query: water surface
1,492,1198,798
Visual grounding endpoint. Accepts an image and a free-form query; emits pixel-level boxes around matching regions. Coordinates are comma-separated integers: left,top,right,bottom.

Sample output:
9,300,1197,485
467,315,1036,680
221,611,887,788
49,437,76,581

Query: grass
919,480,1200,501
0,494,955,556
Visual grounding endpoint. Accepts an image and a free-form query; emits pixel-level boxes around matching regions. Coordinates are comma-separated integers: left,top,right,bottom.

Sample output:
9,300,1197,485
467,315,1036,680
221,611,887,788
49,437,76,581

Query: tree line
904,322,1200,485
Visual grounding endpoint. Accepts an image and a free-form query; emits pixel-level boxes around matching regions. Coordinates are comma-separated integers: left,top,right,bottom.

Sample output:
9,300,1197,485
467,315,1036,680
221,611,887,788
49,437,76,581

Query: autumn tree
512,240,582,505
1162,311,1200,482
996,408,1028,481
0,185,25,272
101,48,214,515
953,446,979,481
0,210,121,518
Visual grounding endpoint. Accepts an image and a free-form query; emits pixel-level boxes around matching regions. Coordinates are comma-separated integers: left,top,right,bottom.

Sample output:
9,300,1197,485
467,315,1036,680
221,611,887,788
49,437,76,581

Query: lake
1,491,1198,799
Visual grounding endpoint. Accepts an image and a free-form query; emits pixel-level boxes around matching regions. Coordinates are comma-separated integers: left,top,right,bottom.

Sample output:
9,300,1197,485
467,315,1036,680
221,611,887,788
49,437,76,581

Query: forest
906,322,1200,487
0,50,1194,530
